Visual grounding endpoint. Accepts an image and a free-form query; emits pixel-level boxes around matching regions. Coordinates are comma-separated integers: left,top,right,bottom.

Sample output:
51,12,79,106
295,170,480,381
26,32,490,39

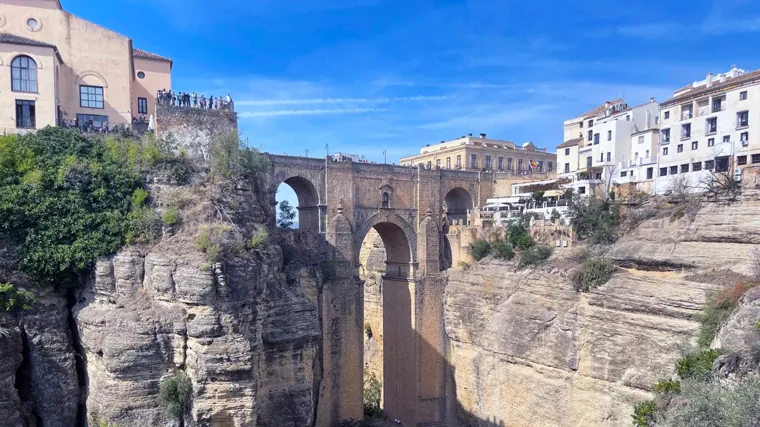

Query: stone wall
156,104,238,165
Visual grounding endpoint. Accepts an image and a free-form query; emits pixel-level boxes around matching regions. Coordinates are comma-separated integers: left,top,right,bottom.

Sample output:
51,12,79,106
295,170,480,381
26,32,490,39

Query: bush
677,349,722,381
363,372,382,418
632,400,658,427
698,283,755,349
665,377,760,427
158,371,192,421
568,197,621,244
126,206,162,244
519,245,552,268
0,283,35,313
572,259,616,292
491,240,515,261
161,207,180,226
469,239,491,261
195,224,232,262
210,131,269,181
247,228,269,250
654,378,682,395
508,222,534,250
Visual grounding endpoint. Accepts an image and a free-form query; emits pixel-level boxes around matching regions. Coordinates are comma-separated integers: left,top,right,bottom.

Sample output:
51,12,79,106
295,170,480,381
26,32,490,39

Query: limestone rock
0,317,24,427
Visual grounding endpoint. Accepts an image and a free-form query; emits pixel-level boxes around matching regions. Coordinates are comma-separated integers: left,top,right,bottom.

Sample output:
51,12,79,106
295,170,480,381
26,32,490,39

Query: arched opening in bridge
359,222,414,423
444,187,473,225
275,177,320,231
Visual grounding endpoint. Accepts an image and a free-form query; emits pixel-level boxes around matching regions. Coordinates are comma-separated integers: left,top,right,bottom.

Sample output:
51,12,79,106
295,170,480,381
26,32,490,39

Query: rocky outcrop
443,195,760,427
0,317,24,427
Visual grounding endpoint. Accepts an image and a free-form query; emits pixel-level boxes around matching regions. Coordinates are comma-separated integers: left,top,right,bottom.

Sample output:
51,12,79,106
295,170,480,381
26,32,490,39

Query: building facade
654,66,760,193
399,133,557,174
557,98,660,195
0,0,172,134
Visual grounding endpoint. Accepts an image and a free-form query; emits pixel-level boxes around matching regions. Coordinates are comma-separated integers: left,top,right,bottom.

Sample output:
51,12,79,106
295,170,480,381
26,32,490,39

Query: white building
654,66,760,193
557,98,660,196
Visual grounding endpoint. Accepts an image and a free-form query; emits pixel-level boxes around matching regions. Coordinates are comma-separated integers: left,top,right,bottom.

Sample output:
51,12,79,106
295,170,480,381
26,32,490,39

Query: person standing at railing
193,92,198,108
226,93,233,112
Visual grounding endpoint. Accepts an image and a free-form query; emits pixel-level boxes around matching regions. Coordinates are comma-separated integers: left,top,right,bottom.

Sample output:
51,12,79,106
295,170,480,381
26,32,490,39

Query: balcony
737,121,749,130
705,128,717,136
681,111,693,120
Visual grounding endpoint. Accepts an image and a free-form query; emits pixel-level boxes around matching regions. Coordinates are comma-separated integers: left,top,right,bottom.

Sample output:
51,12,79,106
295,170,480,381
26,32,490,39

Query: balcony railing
682,111,693,120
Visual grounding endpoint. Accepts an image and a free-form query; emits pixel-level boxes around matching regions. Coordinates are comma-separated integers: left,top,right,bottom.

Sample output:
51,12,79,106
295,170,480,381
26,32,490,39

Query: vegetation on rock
572,259,616,292
568,196,620,245
469,239,491,261
159,371,193,422
518,244,552,268
363,372,382,418
278,200,296,229
0,283,35,312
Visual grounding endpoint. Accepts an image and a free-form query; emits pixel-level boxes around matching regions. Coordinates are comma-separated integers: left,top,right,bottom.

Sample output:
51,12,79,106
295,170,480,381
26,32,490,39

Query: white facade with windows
654,66,760,193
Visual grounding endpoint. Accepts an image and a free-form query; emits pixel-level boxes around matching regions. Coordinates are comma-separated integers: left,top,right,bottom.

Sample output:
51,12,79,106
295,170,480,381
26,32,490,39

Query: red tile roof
662,70,760,107
0,32,56,49
578,98,624,119
133,48,172,63
557,138,583,149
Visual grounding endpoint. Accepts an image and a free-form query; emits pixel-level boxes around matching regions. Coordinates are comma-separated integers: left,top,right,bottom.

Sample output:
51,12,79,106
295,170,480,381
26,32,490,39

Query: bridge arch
354,211,417,271
275,175,321,231
444,187,474,224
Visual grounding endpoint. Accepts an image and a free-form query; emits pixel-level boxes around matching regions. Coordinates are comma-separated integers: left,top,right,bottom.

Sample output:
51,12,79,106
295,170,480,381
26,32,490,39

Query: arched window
382,192,390,208
11,56,37,92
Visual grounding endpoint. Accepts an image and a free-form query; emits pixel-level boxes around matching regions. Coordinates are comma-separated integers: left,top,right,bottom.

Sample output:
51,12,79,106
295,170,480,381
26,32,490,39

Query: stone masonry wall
156,104,238,165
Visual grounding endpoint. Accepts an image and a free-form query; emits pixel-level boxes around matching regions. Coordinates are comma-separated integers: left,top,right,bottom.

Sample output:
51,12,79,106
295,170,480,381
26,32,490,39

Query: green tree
159,372,193,424
278,200,296,229
363,372,382,418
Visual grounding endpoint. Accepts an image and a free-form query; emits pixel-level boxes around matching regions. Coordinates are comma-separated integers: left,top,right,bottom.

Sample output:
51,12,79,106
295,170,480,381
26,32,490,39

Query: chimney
649,96,655,103
468,133,473,137
706,73,713,88
480,133,486,138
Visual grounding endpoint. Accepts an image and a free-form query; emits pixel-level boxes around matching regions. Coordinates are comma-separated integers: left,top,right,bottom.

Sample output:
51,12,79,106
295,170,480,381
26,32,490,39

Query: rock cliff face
444,196,760,426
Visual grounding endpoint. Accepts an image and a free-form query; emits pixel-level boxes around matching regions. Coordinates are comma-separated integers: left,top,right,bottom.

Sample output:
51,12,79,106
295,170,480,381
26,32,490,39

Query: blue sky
64,0,760,211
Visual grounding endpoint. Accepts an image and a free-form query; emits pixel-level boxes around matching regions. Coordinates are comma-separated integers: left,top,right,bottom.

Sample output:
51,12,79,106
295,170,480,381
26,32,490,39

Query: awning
513,179,558,189
544,190,564,197
487,197,522,204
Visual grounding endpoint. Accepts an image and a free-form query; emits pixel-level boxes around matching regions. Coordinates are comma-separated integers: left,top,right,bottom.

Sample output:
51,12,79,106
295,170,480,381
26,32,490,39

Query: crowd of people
156,89,234,111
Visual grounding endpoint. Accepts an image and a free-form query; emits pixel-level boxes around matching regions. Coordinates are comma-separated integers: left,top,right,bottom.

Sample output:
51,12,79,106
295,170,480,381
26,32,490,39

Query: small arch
11,55,38,92
382,192,390,209
76,70,109,88
444,187,473,224
276,175,321,231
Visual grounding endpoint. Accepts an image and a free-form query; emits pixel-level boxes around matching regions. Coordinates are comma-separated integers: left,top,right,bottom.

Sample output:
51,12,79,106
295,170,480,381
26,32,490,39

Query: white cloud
236,95,447,106
238,107,384,117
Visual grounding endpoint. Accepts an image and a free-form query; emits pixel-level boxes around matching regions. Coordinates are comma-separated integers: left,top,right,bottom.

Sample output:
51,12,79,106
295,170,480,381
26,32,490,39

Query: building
0,0,172,134
399,133,557,173
557,98,660,195
655,66,760,193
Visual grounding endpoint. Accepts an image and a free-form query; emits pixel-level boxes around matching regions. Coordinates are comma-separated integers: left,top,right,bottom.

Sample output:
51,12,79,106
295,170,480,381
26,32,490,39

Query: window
446,157,451,169
588,119,594,127
634,152,638,159
11,56,37,92
436,159,441,168
662,128,671,143
137,97,148,114
677,144,683,153
588,130,593,141
564,148,570,155
740,91,748,101
737,111,749,128
681,123,691,139
638,136,644,144
723,135,731,143
645,150,650,158
456,155,461,168
712,98,722,112
692,162,702,171
646,167,653,179
708,138,715,147
681,164,689,173
607,130,612,141
593,133,599,145
705,160,715,170
580,121,584,128
497,157,503,170
753,154,760,164
470,154,477,168
663,147,669,155
600,152,604,162
518,159,524,171
137,71,146,79
578,186,586,195
692,141,698,150
548,161,553,171
626,115,630,121
586,156,592,168
660,167,667,177
27,18,39,30
564,163,570,173
670,166,678,175
485,155,492,169
80,85,104,109
620,171,628,177
741,132,749,145
682,104,693,119
738,155,748,166
507,158,513,170
15,100,36,128
664,111,670,120
706,117,717,134
595,172,602,180
426,161,432,169
606,152,611,162
382,192,389,208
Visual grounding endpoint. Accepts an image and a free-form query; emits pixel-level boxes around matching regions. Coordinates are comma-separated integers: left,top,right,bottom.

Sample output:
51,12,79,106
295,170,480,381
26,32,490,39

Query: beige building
399,133,557,173
0,0,172,134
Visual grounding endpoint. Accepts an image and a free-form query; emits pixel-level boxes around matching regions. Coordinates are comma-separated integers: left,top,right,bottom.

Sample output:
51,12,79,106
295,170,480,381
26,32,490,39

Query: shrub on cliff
665,376,760,427
677,349,722,381
0,283,35,313
210,131,269,181
632,400,658,427
518,244,552,268
572,259,616,292
469,239,491,261
568,197,620,244
159,371,193,422
363,372,382,418
698,282,756,349
0,129,168,287
491,240,515,261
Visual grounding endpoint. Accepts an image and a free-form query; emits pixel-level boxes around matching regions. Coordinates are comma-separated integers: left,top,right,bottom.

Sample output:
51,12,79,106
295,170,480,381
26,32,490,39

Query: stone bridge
268,154,496,426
